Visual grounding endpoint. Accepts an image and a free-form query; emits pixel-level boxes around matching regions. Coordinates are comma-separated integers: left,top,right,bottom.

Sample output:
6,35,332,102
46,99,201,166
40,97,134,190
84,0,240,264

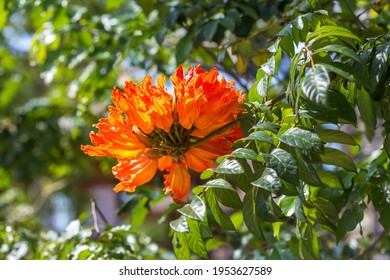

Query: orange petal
163,161,191,203
158,156,173,171
112,155,158,192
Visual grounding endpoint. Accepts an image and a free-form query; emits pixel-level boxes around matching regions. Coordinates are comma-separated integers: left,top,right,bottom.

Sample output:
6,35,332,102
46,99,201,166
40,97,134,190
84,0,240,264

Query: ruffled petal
163,161,191,203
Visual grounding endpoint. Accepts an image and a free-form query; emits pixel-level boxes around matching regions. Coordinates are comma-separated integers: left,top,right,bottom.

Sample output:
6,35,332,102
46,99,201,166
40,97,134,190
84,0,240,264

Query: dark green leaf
243,188,266,241
215,188,243,209
201,21,218,41
206,190,236,231
318,129,359,146
320,62,366,87
319,147,356,172
357,88,376,140
336,204,364,242
243,131,274,144
175,33,193,64
177,195,206,222
186,218,209,259
278,127,323,152
255,191,287,223
302,65,330,106
295,149,324,186
369,44,390,88
298,222,321,259
263,148,299,185
172,232,191,260
252,122,281,134
252,168,284,194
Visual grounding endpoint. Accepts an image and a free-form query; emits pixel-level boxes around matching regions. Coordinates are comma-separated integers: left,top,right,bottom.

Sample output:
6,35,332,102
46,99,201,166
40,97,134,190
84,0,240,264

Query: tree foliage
1,0,390,260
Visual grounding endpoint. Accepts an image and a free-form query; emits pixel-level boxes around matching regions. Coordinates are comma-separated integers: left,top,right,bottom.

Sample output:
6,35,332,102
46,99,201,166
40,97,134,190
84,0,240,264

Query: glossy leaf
302,64,330,106
230,148,260,161
243,131,274,144
316,44,360,61
214,188,243,209
201,178,235,191
177,195,206,222
251,168,284,194
263,149,299,185
170,215,189,233
213,159,244,174
278,127,323,152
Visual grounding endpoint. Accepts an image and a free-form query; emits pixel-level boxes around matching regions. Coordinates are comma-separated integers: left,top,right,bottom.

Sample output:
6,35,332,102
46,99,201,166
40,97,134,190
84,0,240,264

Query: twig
90,198,110,233
351,231,387,260
342,0,376,36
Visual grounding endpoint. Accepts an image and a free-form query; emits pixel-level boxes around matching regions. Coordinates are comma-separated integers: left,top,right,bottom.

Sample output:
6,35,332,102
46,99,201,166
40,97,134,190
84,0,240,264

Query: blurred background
1,0,389,259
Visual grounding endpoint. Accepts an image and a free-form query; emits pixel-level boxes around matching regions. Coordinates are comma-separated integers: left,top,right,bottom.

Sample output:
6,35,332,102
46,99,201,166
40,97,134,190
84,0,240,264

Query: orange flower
81,65,245,203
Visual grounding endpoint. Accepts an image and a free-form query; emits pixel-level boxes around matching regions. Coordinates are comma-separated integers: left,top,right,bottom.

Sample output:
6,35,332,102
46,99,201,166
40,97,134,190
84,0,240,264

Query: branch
342,0,376,36
90,198,110,233
351,231,387,260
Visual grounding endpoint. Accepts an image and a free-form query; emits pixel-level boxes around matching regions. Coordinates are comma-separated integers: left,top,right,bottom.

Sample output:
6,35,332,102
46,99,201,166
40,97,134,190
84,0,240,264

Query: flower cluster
81,65,245,203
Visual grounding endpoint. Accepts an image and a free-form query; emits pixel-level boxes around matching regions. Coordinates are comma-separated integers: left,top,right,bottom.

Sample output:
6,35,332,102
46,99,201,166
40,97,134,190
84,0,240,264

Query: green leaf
252,168,284,195
278,127,323,152
317,170,343,189
0,0,8,31
170,215,189,233
175,33,193,64
200,169,214,179
319,147,356,172
230,148,260,161
256,74,270,97
295,149,324,187
298,222,321,259
201,178,235,191
320,62,365,86
255,191,287,223
317,129,359,146
213,159,244,174
252,122,281,134
263,149,299,185
336,204,364,242
314,198,339,229
206,190,236,231
186,218,209,259
243,131,274,144
172,232,191,260
243,188,266,241
214,189,243,209
201,21,218,41
369,44,390,88
357,88,376,140
302,65,330,106
177,195,206,222
316,44,360,61
306,25,361,45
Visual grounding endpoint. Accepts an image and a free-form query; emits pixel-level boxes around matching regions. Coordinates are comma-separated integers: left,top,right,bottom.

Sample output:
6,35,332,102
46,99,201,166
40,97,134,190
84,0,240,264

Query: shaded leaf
319,147,356,172
215,188,243,209
252,168,284,195
318,129,359,146
357,88,377,140
206,190,236,231
175,33,193,64
243,188,265,241
336,204,364,242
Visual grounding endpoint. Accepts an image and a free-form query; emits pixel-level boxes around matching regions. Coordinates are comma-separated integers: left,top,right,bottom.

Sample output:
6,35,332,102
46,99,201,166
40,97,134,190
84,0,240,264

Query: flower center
144,123,192,158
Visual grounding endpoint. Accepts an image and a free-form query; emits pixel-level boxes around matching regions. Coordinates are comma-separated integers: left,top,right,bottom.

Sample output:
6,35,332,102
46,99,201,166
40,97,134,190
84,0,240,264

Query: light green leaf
172,232,191,260
186,218,209,259
201,178,235,191
263,149,299,185
302,64,330,106
306,25,361,45
206,190,236,231
170,215,189,233
213,159,244,174
177,195,206,222
230,148,260,161
278,127,323,152
319,147,356,172
252,122,281,134
317,170,343,189
316,44,360,61
336,204,364,242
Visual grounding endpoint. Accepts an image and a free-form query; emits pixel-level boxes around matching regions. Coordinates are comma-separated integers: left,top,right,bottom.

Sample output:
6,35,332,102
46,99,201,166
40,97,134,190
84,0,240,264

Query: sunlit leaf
177,196,206,222
302,64,330,106
278,127,323,152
